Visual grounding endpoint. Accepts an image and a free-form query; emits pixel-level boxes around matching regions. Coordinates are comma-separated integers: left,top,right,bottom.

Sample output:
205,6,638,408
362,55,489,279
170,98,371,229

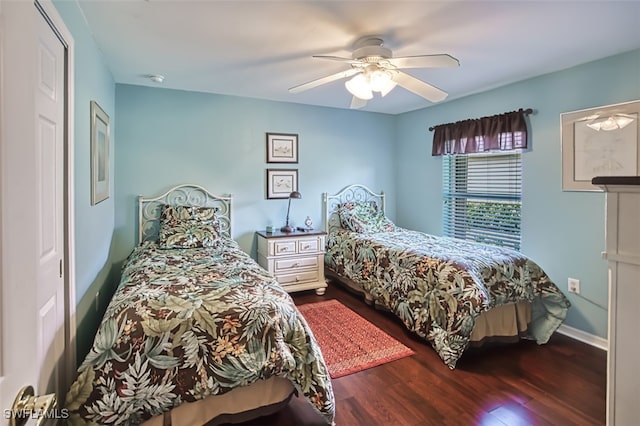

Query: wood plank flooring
235,284,606,426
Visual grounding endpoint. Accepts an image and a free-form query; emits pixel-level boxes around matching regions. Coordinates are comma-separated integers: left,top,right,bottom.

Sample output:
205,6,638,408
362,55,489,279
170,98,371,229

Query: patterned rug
297,299,414,378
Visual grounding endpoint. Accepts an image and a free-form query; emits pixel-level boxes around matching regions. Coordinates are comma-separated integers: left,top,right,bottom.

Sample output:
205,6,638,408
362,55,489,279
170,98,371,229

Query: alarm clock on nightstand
304,216,313,230
297,216,314,232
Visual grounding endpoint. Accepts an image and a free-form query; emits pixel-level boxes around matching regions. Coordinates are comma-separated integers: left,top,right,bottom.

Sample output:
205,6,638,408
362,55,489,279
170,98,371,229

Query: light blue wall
396,49,640,339
53,1,117,360
113,85,396,263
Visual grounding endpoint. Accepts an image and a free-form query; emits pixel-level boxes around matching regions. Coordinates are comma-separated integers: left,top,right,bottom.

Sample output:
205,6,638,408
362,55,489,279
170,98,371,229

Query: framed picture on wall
266,133,298,163
561,99,640,191
266,169,298,199
90,100,110,205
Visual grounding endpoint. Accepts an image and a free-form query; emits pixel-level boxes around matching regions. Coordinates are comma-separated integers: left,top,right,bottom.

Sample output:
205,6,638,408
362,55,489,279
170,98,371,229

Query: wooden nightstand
256,230,327,295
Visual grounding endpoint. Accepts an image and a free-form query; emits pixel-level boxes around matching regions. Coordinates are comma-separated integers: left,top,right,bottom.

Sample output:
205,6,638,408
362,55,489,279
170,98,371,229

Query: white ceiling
76,0,640,115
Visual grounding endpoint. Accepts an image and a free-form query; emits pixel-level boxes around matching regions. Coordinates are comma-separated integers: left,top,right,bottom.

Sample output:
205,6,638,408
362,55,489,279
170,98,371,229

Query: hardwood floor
234,284,606,426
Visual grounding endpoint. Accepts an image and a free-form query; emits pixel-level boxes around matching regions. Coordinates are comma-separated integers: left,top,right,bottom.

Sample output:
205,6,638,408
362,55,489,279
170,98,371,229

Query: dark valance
431,108,531,156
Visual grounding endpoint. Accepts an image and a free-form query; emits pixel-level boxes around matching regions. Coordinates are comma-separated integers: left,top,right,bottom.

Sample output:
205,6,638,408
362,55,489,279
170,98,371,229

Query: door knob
10,385,57,426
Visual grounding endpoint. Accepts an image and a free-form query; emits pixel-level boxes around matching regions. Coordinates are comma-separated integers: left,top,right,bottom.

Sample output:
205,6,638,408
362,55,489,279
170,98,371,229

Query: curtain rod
428,108,534,131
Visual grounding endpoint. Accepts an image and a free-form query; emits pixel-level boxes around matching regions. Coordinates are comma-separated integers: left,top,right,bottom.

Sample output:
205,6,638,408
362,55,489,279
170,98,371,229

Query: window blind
442,152,522,250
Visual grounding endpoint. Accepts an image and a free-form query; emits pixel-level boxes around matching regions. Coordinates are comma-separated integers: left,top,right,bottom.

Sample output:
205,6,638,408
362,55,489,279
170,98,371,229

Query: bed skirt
141,377,295,426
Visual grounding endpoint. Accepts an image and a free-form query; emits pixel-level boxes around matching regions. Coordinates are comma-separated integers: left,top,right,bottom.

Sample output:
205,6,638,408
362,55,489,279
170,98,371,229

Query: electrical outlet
568,278,580,294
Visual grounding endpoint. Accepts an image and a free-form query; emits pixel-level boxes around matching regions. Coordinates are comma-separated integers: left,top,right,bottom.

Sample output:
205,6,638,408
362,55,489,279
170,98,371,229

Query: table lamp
281,191,302,232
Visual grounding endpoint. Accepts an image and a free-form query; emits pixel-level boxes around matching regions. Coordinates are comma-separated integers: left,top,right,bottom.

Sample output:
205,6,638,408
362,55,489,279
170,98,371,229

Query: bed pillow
160,205,218,222
158,205,222,249
338,201,396,233
158,218,222,249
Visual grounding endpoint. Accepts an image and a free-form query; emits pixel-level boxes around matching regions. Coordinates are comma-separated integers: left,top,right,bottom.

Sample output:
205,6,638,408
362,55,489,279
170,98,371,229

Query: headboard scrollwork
138,184,233,244
323,184,385,235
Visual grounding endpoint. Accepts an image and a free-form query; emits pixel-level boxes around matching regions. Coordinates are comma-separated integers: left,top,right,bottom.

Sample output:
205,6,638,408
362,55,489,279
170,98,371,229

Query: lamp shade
289,191,302,199
369,69,396,96
345,73,373,100
345,68,398,100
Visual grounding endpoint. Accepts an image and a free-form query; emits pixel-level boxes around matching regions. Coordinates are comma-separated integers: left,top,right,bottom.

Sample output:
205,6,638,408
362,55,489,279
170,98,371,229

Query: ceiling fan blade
394,71,448,103
350,96,368,110
289,68,360,94
574,114,601,123
388,54,459,69
313,55,361,64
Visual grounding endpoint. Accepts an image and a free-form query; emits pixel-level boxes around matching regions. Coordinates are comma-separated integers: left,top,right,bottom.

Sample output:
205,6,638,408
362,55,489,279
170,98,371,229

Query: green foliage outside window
461,200,521,249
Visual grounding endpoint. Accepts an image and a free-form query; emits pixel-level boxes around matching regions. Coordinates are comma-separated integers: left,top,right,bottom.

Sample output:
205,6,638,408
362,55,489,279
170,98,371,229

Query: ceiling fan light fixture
290,37,456,106
586,114,635,131
372,70,397,97
345,73,373,100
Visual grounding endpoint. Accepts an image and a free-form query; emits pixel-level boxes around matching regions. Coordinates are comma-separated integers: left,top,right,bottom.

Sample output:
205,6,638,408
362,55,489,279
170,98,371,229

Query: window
442,151,522,250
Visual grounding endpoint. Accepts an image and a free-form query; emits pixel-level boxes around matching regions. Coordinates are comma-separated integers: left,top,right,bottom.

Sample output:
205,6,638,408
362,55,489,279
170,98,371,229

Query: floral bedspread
66,240,335,425
325,228,570,369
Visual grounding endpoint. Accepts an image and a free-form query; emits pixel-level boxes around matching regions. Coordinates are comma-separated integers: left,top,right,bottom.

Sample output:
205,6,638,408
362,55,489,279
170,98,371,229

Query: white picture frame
90,100,110,204
561,100,640,191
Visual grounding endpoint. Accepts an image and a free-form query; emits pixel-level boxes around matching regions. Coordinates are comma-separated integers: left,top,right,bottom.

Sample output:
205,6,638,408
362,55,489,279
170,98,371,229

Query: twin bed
66,182,570,424
323,184,571,369
65,185,335,426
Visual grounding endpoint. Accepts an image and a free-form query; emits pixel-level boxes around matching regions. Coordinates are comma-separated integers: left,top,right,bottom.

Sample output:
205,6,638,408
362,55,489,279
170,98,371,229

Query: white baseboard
556,324,608,351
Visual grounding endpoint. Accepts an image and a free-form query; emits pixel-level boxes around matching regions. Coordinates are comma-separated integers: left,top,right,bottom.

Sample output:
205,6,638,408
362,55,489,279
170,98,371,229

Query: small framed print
266,169,298,199
90,100,110,205
266,133,298,163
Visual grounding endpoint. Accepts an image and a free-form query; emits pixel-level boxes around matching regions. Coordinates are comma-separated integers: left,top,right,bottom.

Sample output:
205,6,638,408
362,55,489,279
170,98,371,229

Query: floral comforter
66,240,335,425
325,228,570,369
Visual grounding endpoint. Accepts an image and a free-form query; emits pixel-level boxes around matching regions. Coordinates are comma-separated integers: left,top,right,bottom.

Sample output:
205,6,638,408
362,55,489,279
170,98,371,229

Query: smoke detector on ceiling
149,74,164,83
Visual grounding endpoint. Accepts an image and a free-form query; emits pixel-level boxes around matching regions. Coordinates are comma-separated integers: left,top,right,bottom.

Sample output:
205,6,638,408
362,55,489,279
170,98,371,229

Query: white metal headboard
323,184,385,235
138,184,233,244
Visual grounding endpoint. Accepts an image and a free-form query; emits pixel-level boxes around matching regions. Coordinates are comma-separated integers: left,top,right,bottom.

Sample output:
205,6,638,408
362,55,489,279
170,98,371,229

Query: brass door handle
10,385,57,426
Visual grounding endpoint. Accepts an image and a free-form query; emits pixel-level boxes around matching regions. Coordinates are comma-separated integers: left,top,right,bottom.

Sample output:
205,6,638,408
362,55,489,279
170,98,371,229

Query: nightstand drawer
274,256,318,273
273,240,297,255
298,238,320,253
276,270,319,286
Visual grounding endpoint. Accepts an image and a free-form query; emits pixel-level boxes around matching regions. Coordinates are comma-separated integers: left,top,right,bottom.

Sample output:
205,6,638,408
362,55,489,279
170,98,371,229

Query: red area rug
297,299,414,378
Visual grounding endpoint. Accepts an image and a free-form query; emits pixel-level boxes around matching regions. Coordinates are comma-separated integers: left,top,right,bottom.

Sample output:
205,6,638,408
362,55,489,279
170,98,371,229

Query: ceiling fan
289,37,459,109
576,113,636,131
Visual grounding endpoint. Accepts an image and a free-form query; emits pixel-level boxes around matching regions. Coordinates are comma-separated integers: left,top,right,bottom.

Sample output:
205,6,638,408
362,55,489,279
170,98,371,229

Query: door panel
38,117,58,260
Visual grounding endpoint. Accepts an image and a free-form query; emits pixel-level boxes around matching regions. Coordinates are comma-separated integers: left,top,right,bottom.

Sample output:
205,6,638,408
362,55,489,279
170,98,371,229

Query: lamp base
280,225,294,233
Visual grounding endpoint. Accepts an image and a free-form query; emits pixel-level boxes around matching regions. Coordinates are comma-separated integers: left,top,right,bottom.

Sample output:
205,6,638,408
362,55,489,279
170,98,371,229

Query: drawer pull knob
295,277,300,282
279,247,289,252
291,263,299,268
302,245,310,250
